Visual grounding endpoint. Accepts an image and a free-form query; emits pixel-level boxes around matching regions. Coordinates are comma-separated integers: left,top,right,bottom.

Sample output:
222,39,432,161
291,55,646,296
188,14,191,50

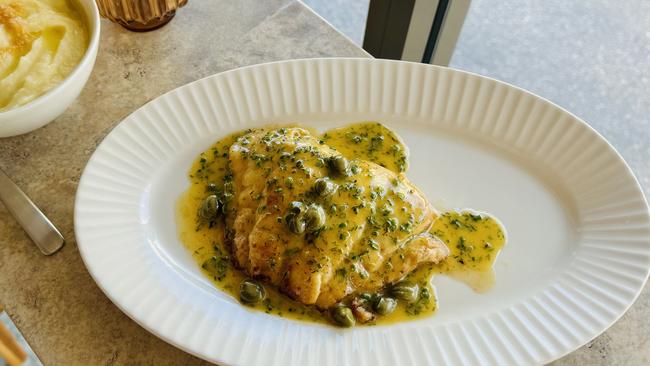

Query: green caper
199,194,221,220
390,281,420,303
223,180,234,191
358,292,374,301
239,279,266,304
330,305,356,327
304,204,326,231
327,156,349,177
287,214,306,234
372,296,397,315
221,192,233,214
285,202,306,234
288,201,304,214
314,178,337,197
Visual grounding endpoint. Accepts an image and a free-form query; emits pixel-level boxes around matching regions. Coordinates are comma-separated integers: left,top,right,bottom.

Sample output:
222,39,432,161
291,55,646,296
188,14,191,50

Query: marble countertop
0,0,647,364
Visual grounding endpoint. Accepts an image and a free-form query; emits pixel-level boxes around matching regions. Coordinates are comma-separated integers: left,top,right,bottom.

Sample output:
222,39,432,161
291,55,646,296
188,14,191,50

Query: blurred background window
303,0,650,196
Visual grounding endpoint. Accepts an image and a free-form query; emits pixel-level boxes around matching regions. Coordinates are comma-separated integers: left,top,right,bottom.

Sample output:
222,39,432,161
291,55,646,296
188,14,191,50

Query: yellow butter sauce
322,122,408,174
177,129,328,323
177,122,506,326
430,211,506,292
370,211,505,324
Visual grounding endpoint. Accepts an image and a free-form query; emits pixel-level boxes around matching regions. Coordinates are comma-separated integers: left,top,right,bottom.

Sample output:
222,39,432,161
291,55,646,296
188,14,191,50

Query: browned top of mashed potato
0,0,87,111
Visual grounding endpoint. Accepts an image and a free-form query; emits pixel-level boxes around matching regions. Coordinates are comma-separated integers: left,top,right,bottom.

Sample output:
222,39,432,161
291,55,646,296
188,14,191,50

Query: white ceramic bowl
0,0,100,138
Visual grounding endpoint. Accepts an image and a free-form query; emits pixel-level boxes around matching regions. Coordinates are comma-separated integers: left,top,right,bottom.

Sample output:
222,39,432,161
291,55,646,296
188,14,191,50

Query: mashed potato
0,0,87,111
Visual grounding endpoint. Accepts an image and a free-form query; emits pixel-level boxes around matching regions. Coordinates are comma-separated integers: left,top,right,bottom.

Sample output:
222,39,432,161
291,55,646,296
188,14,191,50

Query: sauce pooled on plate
177,122,506,326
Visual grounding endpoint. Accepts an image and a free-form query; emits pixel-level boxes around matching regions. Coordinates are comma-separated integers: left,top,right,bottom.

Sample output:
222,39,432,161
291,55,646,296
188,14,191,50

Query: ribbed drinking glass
95,0,188,31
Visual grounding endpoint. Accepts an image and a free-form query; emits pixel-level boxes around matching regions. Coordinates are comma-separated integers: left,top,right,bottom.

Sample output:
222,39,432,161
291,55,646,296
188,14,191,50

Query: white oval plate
75,59,650,365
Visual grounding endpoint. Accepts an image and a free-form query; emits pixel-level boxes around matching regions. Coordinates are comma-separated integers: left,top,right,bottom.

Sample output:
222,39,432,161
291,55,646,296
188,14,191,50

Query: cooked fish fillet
225,127,448,308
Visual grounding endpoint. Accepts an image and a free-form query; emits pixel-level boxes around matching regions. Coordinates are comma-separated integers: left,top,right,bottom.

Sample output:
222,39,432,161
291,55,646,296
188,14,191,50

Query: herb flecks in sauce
176,123,506,326
430,211,506,292
322,122,409,173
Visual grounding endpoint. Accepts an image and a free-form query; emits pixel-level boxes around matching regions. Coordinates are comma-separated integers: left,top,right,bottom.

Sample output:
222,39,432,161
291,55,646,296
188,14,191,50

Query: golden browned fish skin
225,128,448,308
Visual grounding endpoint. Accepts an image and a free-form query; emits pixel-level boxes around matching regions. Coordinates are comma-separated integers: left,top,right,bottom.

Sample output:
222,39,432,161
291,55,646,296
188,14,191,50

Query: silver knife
0,168,64,255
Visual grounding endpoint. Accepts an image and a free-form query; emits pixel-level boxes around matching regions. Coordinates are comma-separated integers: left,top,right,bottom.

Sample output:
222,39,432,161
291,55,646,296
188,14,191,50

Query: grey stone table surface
0,0,366,365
